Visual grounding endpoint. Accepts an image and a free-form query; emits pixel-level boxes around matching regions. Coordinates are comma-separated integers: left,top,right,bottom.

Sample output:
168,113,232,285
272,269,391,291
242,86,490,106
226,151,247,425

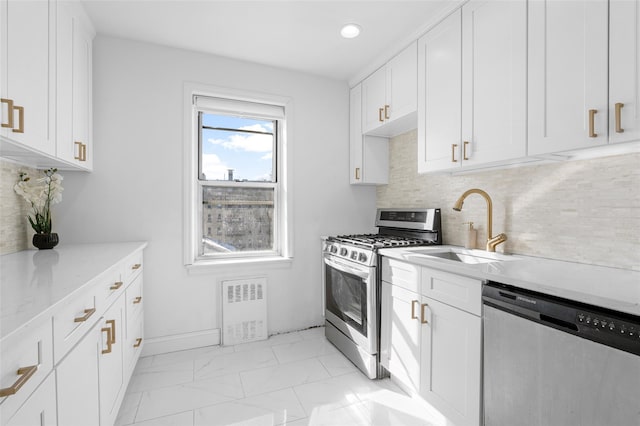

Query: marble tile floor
115,327,447,426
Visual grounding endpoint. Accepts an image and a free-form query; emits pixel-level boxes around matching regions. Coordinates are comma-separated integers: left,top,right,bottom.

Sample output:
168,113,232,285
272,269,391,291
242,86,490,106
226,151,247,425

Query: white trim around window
183,82,294,269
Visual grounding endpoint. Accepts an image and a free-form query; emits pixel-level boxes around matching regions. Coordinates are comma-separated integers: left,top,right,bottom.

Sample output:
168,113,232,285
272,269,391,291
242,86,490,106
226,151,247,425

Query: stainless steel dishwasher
483,282,640,426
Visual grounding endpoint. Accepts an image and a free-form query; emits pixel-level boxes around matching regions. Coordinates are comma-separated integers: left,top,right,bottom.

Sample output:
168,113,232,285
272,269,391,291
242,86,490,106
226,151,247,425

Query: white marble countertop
1,242,147,340
379,245,640,316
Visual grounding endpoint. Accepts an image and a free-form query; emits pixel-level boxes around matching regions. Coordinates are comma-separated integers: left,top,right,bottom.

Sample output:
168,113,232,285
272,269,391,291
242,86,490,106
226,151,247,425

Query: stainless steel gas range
322,208,442,379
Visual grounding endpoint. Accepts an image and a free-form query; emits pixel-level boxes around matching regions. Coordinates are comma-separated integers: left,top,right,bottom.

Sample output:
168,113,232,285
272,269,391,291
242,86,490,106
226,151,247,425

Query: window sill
186,256,293,275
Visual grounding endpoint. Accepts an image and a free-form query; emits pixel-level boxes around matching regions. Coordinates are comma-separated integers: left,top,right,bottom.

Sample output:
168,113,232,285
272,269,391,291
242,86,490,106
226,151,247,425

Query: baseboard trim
141,329,221,357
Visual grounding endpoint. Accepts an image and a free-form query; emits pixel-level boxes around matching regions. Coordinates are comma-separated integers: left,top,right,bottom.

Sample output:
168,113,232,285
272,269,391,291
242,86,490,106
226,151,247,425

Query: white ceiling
80,0,453,82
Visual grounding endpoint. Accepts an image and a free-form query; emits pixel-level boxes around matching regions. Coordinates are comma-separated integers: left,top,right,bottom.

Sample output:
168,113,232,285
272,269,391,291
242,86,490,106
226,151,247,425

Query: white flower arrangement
14,168,64,234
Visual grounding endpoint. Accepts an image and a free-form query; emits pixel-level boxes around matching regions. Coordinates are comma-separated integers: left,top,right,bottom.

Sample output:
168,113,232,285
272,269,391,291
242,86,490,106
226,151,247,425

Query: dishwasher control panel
576,311,640,355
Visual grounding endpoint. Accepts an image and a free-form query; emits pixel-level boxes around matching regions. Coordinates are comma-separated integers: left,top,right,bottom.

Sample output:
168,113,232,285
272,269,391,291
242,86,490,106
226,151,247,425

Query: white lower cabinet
381,257,482,426
99,294,126,426
56,321,101,426
5,372,57,426
419,296,481,426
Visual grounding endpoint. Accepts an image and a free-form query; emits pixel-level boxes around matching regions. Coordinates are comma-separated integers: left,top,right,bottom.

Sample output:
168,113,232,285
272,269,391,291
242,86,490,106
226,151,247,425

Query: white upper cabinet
418,0,527,174
362,42,417,137
528,0,609,155
56,1,94,170
350,84,389,185
0,0,56,155
417,9,462,173
461,0,527,166
609,0,640,144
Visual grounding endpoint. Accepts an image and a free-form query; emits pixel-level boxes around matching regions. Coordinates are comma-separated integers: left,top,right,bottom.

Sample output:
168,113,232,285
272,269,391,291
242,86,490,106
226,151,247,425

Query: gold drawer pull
378,107,384,122
110,281,123,291
355,167,360,180
420,303,429,324
74,141,83,160
384,104,390,119
106,319,116,344
0,365,38,397
588,109,598,138
74,308,96,323
133,296,142,304
80,143,87,161
133,338,143,348
101,328,113,354
410,300,419,320
615,103,624,133
12,105,24,133
132,263,142,270
1,98,14,128
463,141,470,160
451,144,458,162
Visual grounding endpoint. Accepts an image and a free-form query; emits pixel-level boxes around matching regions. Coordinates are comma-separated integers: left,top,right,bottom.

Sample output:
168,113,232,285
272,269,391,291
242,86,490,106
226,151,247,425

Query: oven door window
325,261,368,337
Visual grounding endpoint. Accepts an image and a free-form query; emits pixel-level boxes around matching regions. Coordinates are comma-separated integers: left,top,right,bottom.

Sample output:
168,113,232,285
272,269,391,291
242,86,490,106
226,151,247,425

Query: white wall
56,36,378,351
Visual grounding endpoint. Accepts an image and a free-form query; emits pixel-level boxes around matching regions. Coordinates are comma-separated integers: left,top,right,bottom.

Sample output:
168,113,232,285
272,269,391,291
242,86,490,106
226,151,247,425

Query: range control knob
358,253,368,263
609,322,616,331
593,318,600,326
339,248,348,256
330,245,338,254
350,251,358,260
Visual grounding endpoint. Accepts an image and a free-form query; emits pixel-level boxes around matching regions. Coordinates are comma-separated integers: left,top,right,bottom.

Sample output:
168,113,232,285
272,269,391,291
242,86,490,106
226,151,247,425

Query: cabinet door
420,296,481,426
350,84,364,184
417,9,462,173
380,282,421,394
386,42,417,124
99,295,125,426
461,0,526,166
5,373,57,426
1,0,55,154
56,321,100,426
528,0,608,155
609,0,640,144
361,67,387,134
56,1,94,169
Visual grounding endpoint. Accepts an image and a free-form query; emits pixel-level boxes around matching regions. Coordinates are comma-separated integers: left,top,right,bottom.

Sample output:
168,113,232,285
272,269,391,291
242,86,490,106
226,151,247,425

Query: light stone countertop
1,242,147,340
379,245,640,316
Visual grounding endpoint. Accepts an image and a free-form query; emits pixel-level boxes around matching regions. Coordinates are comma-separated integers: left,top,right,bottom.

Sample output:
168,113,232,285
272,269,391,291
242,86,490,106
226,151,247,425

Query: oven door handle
324,256,370,280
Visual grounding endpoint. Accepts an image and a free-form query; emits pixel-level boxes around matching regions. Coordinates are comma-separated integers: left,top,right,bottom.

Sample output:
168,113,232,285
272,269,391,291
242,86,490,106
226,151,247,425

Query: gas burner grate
329,234,437,250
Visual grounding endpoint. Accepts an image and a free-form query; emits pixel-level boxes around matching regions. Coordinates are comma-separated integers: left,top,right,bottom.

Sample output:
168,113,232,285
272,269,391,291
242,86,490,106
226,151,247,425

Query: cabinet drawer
124,316,143,380
381,257,421,293
421,268,482,316
53,286,98,363
122,251,143,285
125,273,143,338
0,318,54,424
95,267,124,314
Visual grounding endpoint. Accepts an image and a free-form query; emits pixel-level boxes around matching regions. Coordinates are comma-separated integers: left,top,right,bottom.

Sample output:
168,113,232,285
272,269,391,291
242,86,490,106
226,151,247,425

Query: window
185,89,291,266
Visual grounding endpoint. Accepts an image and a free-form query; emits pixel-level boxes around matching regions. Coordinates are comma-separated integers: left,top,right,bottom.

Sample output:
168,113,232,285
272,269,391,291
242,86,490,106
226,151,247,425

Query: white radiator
221,277,268,346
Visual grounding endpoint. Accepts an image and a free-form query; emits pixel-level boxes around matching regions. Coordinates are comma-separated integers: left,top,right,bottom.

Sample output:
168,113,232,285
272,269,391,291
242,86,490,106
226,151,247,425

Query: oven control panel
323,242,374,267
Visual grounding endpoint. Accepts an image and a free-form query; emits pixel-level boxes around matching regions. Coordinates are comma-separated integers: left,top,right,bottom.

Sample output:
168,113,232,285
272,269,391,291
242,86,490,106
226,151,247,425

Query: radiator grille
222,277,267,346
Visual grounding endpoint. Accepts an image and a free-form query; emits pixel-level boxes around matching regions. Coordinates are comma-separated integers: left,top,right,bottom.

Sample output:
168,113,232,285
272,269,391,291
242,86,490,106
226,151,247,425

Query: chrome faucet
453,188,507,252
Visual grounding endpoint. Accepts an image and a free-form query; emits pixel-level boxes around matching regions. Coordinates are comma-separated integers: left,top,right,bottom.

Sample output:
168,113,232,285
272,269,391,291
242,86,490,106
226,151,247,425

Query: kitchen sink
404,247,517,264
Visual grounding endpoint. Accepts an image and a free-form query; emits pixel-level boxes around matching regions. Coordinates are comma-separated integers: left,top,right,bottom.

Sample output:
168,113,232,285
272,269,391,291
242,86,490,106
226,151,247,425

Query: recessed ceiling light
340,23,361,39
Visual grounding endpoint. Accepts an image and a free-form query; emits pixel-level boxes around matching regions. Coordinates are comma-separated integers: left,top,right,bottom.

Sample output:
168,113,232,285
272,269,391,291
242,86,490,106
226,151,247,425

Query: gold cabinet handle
615,103,624,133
106,319,116,344
74,308,96,323
132,263,142,270
588,109,598,138
410,300,419,320
451,144,458,162
1,98,14,129
110,281,123,291
384,104,390,120
74,141,83,160
133,338,143,348
420,303,429,324
0,365,38,397
81,143,87,161
12,105,24,133
463,141,470,160
101,327,113,354
133,296,142,304
355,167,361,180
378,107,384,122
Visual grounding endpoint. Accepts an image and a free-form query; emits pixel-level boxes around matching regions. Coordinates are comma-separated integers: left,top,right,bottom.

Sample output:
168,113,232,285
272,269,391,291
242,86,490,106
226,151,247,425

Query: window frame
183,83,293,268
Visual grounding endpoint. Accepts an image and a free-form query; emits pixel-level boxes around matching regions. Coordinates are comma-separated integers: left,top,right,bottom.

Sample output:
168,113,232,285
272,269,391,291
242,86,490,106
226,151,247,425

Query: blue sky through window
201,113,274,181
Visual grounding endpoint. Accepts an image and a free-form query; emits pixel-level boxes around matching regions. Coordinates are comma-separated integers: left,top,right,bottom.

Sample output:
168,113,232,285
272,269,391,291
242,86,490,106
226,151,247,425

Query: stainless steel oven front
323,253,379,378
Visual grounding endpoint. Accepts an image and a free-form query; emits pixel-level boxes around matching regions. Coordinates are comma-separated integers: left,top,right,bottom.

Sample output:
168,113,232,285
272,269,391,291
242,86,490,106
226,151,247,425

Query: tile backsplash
377,130,640,271
1,159,36,254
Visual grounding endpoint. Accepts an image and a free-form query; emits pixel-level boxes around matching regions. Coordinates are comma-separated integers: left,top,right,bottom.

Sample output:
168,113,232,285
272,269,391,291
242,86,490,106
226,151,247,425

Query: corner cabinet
362,42,418,137
380,257,482,426
0,244,146,426
0,0,95,171
350,84,389,185
418,0,527,173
